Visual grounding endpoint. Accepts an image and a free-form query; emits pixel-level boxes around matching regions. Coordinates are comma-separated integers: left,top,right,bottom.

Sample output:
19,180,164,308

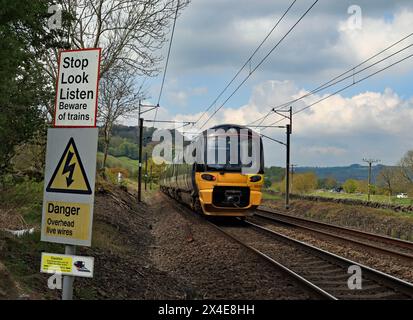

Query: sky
123,0,413,168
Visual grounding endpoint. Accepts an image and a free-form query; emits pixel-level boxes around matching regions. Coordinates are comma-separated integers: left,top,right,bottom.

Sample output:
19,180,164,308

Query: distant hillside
104,126,391,184
295,164,390,183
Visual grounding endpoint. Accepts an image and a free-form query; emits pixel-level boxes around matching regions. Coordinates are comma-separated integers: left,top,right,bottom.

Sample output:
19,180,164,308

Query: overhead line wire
248,31,413,127
193,0,298,127
198,0,319,130
153,0,180,128
261,51,413,130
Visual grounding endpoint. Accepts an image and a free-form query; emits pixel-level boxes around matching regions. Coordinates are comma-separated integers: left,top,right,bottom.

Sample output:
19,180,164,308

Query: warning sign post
43,48,101,300
41,128,98,246
54,48,101,127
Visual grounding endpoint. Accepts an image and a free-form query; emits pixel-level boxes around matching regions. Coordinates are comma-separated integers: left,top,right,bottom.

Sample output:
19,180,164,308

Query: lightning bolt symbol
62,151,75,187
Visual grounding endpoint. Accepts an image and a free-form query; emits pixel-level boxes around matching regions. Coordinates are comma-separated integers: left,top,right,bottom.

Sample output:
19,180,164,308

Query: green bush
343,179,357,193
1,179,43,205
0,178,44,225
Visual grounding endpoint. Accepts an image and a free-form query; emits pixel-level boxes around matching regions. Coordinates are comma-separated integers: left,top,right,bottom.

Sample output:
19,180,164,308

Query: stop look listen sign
54,48,101,127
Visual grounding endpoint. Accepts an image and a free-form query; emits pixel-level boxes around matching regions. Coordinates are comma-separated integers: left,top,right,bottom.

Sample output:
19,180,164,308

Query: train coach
159,124,264,217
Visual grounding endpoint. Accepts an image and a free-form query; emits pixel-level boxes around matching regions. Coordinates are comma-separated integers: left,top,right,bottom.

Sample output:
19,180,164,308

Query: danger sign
41,128,98,246
46,137,92,194
54,48,101,127
43,201,91,240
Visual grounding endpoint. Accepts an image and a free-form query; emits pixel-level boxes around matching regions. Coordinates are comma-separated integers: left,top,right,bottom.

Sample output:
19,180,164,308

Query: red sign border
53,48,102,128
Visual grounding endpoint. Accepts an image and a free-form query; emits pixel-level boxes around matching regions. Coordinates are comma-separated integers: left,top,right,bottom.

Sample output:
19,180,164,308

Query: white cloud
334,10,413,74
127,2,413,166
170,1,413,81
167,90,188,107
165,79,413,136
162,84,208,109
152,79,413,166
301,146,347,156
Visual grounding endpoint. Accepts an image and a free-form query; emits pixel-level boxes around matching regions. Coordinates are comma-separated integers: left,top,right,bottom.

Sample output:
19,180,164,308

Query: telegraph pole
362,158,380,201
280,107,293,210
150,164,153,190
139,118,195,200
290,164,298,193
138,117,143,202
144,152,148,191
257,106,292,210
285,124,291,209
137,100,159,202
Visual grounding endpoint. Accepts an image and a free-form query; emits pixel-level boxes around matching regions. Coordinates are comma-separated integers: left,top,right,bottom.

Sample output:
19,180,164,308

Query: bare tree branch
98,68,147,168
42,0,190,118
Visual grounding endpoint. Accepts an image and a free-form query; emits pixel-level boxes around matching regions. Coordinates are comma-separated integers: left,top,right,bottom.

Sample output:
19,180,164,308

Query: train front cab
195,171,264,216
194,125,265,217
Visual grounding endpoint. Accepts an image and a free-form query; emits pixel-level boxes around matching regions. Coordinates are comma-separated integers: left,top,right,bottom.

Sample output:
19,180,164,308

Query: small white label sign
41,252,94,278
54,48,101,127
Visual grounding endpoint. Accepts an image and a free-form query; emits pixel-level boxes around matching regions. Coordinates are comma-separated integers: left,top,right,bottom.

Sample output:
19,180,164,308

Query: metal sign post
41,128,98,300
62,245,76,300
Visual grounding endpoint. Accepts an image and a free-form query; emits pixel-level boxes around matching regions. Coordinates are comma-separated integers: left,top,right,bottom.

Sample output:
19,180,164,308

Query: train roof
207,124,254,131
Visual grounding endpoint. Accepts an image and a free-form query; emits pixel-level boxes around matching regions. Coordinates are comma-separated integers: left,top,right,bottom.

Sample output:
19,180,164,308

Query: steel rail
162,194,334,300
242,219,413,300
255,207,413,259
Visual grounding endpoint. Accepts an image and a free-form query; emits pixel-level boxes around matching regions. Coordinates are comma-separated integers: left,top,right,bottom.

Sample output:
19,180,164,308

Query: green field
97,152,139,178
262,191,283,201
310,190,413,206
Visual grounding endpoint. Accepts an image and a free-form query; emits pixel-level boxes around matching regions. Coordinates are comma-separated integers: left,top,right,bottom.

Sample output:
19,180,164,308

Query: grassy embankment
261,191,283,201
261,189,413,240
0,180,63,299
0,168,146,299
96,152,138,178
309,190,413,206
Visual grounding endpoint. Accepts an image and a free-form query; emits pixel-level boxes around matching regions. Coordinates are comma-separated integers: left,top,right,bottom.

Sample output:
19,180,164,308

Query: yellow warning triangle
46,137,92,194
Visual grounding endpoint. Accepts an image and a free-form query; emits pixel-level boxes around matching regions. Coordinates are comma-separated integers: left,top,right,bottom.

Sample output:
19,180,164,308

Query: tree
43,0,189,116
0,1,66,179
278,172,317,194
343,179,357,193
263,178,272,189
264,166,284,182
318,177,338,190
98,69,145,168
354,180,368,193
376,167,397,196
292,172,318,194
399,150,413,185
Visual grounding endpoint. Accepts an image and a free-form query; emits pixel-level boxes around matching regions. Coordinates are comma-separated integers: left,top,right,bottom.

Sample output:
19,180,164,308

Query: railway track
254,207,413,260
163,194,413,300
166,197,332,300
214,219,413,300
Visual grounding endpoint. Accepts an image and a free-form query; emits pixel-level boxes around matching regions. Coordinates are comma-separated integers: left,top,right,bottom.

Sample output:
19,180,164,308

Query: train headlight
249,175,262,182
201,174,216,181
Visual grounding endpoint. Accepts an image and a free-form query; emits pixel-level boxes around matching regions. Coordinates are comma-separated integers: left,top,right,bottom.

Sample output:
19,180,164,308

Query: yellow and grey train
159,124,264,216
